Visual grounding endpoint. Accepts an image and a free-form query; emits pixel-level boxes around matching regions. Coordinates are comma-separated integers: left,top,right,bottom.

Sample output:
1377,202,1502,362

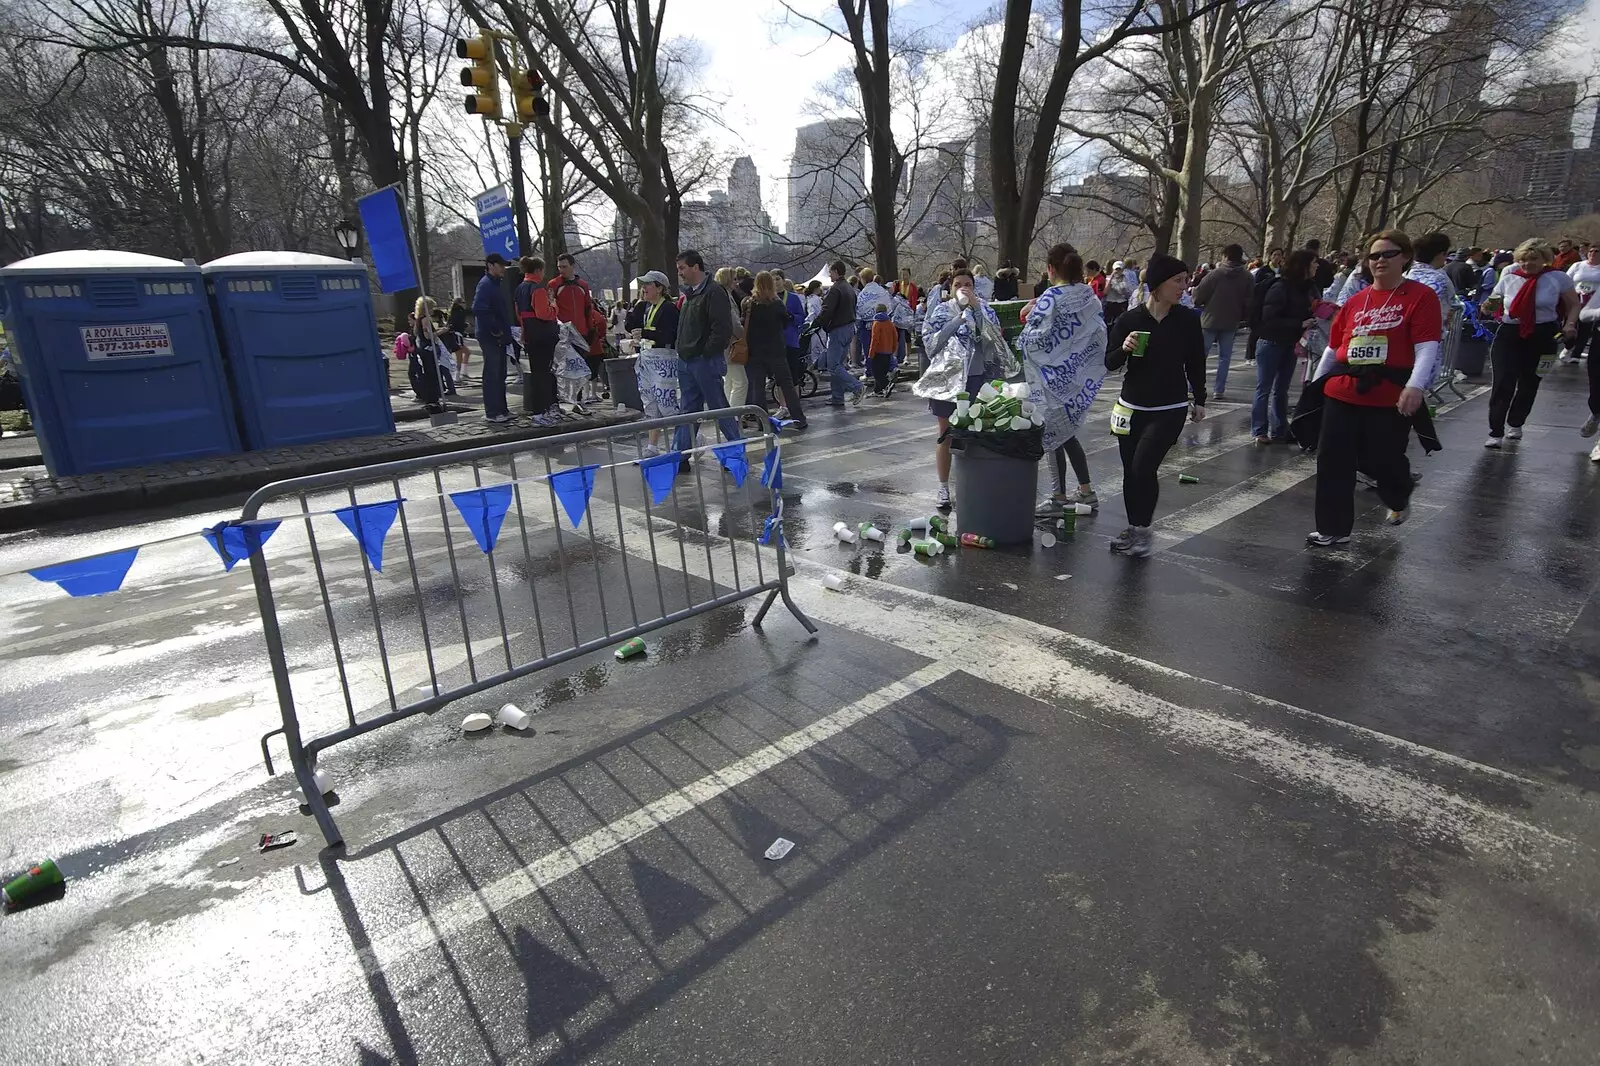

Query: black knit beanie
1144,254,1189,291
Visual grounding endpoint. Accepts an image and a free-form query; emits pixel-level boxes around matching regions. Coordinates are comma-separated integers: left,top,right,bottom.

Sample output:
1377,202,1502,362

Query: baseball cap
1112,260,1125,269
484,253,507,266
635,270,671,289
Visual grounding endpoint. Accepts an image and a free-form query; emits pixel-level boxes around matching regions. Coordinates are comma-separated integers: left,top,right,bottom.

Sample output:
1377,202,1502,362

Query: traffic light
511,69,551,124
456,34,500,119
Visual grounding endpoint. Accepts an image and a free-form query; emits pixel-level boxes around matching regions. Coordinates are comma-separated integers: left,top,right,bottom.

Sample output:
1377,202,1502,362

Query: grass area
0,410,31,432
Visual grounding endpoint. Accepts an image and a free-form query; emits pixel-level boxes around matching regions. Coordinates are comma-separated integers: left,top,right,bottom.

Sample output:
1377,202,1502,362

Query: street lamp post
333,219,360,262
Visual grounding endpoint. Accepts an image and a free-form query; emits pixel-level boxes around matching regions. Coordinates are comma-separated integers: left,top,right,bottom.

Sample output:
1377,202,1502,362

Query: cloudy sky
637,0,1600,237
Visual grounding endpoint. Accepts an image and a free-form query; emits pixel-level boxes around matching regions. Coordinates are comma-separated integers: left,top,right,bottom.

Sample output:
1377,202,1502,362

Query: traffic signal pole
457,29,547,261
507,129,532,257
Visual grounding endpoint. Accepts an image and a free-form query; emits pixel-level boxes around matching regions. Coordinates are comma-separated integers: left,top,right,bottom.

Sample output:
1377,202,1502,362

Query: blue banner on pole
449,485,514,553
29,547,140,597
713,441,749,487
474,185,519,260
202,520,281,572
638,452,682,505
356,186,419,293
334,499,403,572
549,464,600,528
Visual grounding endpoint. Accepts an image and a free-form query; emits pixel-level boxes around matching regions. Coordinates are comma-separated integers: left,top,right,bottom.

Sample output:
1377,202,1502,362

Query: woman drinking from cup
1104,254,1207,558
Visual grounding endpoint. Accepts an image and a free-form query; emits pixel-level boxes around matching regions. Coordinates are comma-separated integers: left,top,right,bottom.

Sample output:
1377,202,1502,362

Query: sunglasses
1366,248,1404,261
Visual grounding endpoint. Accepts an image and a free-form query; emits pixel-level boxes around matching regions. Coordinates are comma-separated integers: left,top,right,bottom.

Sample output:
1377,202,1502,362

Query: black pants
521,319,560,415
1117,407,1186,527
1315,396,1412,537
1103,301,1128,324
1051,438,1092,494
1487,321,1558,436
748,347,804,425
785,345,805,385
869,353,893,392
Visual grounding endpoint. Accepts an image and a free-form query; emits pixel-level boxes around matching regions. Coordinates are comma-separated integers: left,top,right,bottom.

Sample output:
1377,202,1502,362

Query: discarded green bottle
3,859,63,907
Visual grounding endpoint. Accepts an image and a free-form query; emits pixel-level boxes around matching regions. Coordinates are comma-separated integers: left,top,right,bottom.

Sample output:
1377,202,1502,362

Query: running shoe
1592,441,1600,462
1305,531,1351,547
775,407,790,420
1254,436,1271,447
486,414,513,425
1074,489,1099,510
850,387,865,407
1035,494,1067,517
1506,425,1523,440
1385,508,1409,526
884,379,898,398
1109,527,1135,553
1581,415,1597,438
1484,436,1502,449
1356,472,1378,489
1126,527,1154,558
936,484,952,509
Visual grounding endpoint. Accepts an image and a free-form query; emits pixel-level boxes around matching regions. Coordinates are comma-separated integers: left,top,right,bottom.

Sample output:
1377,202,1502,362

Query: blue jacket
472,272,511,340
781,291,804,348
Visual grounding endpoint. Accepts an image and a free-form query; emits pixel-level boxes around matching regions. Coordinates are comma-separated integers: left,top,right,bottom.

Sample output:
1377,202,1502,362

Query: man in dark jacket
672,249,741,466
1306,239,1335,292
818,261,865,406
472,253,513,423
1192,243,1252,399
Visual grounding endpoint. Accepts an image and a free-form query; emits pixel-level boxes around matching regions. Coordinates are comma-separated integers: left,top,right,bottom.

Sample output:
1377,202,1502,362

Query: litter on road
496,703,532,730
821,573,846,591
613,637,647,661
764,838,796,860
461,712,493,732
257,832,296,853
2,859,63,907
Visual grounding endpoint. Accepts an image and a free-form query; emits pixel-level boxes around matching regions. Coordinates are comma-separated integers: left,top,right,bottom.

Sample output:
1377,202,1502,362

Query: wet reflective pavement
2,367,1599,1064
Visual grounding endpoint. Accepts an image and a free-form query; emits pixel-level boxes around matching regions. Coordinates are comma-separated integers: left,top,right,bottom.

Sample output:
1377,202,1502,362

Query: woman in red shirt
1306,230,1442,547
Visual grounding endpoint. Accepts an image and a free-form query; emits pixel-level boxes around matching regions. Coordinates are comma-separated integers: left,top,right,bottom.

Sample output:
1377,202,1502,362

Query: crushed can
2,859,63,907
614,637,647,661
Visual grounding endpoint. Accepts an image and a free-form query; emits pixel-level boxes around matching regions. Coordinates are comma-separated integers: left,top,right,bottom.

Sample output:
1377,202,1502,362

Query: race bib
1347,334,1388,365
1110,401,1133,436
1536,351,1558,376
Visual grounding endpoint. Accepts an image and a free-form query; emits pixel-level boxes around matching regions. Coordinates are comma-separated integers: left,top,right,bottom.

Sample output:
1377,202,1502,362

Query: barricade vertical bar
603,437,642,631
688,446,721,597
713,437,742,592
244,527,343,848
392,475,440,697
541,452,585,648
470,460,516,672
507,451,549,660
746,436,772,587
666,447,697,612
302,494,359,728
346,485,401,716
575,442,612,638
630,432,672,622
432,468,480,684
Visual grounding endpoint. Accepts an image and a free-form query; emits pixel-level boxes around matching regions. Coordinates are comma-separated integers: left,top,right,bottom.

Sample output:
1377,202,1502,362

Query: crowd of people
441,230,1597,554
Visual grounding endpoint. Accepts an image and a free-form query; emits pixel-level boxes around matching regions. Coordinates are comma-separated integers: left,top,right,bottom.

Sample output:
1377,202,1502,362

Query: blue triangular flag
638,451,682,506
759,513,784,547
29,547,140,597
760,449,782,490
201,520,281,572
768,416,797,435
714,441,750,487
449,485,514,553
333,499,402,572
549,464,599,528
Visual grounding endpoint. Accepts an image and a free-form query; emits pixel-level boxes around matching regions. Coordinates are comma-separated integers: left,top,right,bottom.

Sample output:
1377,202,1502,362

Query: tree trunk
1175,87,1216,264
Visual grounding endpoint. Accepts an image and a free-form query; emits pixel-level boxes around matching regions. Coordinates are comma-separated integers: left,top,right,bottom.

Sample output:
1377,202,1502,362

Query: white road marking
359,660,955,974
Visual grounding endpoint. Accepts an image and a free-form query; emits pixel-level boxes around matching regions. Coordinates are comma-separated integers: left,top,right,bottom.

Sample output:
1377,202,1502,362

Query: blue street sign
474,184,519,260
356,185,419,293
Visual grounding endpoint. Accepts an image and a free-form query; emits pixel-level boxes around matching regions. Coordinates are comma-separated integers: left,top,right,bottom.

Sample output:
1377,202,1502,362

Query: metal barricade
243,406,815,847
1429,303,1466,402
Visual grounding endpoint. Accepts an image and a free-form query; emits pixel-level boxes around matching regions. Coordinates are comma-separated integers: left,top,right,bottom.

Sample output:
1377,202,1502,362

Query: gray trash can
953,437,1040,545
605,356,642,411
1455,335,1489,378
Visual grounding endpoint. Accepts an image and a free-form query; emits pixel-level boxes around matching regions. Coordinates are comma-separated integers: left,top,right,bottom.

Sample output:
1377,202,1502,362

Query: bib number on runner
1110,402,1133,436
1536,351,1558,376
1347,334,1388,365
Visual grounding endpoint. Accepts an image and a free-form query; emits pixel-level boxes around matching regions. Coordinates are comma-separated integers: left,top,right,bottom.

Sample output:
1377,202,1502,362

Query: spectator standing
515,256,563,424
868,303,899,397
713,267,750,409
1244,246,1285,364
671,250,742,468
548,252,603,388
1252,249,1318,444
898,267,920,308
1102,261,1131,322
973,263,995,300
1554,239,1579,272
472,253,514,424
1307,238,1336,292
819,262,866,406
1191,243,1252,399
993,264,1020,301
447,298,472,382
772,269,808,393
744,271,808,430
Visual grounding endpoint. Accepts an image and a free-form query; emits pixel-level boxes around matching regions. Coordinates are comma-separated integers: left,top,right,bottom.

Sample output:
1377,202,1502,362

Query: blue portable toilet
0,250,241,477
202,251,393,449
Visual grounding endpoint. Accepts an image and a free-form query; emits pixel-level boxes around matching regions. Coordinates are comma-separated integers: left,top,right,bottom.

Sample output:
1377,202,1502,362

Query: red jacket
548,274,601,350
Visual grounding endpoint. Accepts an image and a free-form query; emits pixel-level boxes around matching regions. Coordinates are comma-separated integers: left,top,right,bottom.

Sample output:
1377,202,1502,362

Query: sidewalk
0,403,640,532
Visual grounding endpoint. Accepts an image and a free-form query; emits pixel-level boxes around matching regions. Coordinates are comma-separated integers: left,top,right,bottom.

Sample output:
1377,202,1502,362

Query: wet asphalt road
2,362,1599,1065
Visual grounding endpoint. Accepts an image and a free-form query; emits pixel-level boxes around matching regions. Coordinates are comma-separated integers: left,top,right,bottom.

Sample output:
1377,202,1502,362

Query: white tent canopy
804,263,833,289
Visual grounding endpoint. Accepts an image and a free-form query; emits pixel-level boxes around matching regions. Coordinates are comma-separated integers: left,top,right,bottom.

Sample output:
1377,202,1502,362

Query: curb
0,409,642,532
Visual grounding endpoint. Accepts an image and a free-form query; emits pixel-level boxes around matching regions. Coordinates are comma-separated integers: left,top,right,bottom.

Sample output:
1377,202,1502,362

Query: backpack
729,298,750,365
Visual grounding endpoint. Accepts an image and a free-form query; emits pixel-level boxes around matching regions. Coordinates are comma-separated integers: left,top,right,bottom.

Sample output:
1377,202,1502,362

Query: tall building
676,155,777,260
1487,80,1581,226
787,119,869,252
904,140,969,242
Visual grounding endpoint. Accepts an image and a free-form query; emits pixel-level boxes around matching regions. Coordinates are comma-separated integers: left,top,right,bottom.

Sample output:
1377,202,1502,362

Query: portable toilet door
202,251,394,450
0,250,241,477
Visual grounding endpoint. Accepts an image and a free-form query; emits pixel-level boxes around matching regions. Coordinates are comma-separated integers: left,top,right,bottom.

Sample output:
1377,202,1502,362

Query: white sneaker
1306,531,1351,547
1484,436,1501,449
1385,508,1408,526
936,484,952,509
774,407,790,421
1581,416,1597,438
1506,425,1523,440
1591,441,1600,463
1035,494,1067,517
